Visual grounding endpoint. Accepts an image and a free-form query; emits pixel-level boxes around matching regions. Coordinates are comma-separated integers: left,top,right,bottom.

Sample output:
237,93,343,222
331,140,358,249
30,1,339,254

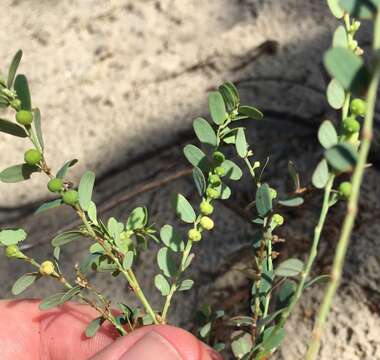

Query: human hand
0,300,222,360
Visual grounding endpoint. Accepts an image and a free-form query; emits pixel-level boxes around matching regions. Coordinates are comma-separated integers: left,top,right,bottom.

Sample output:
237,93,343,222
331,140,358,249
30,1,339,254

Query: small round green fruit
339,181,352,200
270,188,277,200
350,98,366,117
200,200,214,215
39,260,55,276
206,187,220,199
209,174,221,186
214,166,225,177
62,190,79,206
200,216,214,231
212,151,225,165
16,110,33,125
272,213,284,226
5,245,26,259
24,149,42,165
188,228,202,242
343,116,360,134
47,178,64,193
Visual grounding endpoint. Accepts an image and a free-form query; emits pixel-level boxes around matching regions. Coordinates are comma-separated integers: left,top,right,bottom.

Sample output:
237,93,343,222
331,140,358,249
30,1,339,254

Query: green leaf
51,231,85,247
0,163,40,183
231,331,253,359
276,280,296,310
160,224,184,252
7,50,23,88
235,128,248,158
262,326,286,353
14,74,31,110
238,105,263,120
56,159,78,179
183,253,194,270
178,279,194,291
39,292,66,310
327,0,344,18
172,193,196,223
12,273,38,295
193,117,217,147
339,0,379,19
157,247,177,277
325,143,357,172
318,120,338,149
324,47,370,94
85,317,104,338
275,258,304,277
208,91,227,125
327,79,345,110
78,171,95,211
221,160,242,181
154,274,171,296
127,206,147,230
192,166,206,196
122,251,134,270
219,83,238,111
332,25,347,48
87,201,98,224
312,159,329,189
229,316,254,327
199,322,212,340
107,217,124,239
0,229,27,245
288,161,301,192
53,246,60,261
33,108,44,151
0,118,28,137
35,199,63,214
220,183,231,200
256,183,272,217
304,275,330,289
278,197,304,207
183,144,210,172
61,285,82,303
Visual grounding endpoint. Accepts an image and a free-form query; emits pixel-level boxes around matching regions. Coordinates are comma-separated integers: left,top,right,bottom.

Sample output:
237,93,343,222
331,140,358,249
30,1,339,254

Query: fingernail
120,331,182,360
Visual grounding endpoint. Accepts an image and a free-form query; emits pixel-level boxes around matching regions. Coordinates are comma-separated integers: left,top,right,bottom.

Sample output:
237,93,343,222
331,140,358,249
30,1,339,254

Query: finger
90,325,223,360
0,299,118,360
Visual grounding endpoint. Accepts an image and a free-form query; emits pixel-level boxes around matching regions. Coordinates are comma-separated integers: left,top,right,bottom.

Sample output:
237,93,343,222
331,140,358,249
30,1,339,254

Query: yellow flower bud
200,216,214,231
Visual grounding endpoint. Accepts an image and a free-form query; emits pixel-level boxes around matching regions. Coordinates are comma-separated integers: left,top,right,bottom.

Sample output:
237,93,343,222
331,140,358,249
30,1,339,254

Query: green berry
16,110,33,125
214,166,225,177
343,116,360,134
39,260,55,276
5,245,26,259
339,181,352,200
200,200,214,215
272,213,284,226
209,174,221,186
188,228,202,242
10,99,21,110
200,216,214,231
62,190,79,205
270,188,277,199
47,178,64,193
212,151,225,165
350,98,366,117
206,187,220,199
24,149,42,165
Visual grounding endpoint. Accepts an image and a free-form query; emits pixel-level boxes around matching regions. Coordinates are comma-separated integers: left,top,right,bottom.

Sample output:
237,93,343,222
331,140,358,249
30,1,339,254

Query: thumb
90,325,222,360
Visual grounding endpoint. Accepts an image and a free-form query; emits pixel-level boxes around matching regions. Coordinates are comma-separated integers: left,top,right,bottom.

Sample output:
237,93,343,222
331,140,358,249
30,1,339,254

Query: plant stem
77,208,159,324
306,13,380,359
161,240,193,323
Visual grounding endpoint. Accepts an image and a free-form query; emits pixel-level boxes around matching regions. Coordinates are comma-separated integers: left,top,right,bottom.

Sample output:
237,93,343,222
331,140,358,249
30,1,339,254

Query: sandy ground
0,1,379,359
